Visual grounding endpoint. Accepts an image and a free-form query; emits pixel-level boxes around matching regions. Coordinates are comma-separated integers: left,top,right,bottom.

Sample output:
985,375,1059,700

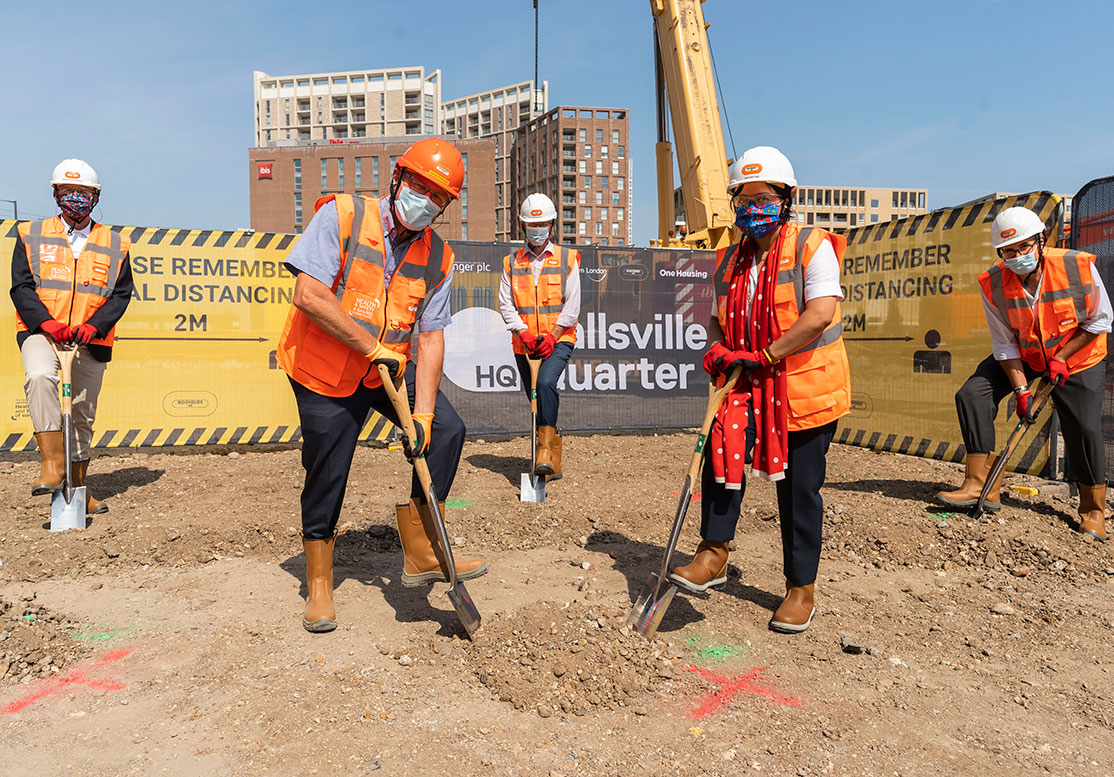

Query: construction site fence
0,190,1071,476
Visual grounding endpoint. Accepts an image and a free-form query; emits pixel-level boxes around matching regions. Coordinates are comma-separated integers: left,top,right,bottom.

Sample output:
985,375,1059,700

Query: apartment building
511,106,632,247
253,67,441,147
441,80,548,241
792,186,928,230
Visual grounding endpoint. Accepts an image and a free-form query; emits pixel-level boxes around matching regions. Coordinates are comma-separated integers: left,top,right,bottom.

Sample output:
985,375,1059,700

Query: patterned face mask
57,190,95,222
734,201,782,238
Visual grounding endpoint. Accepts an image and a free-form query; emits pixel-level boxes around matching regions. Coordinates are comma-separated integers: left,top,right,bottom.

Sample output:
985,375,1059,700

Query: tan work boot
937,453,1003,511
669,540,729,593
302,535,337,633
395,499,487,587
535,425,556,476
769,581,816,633
31,431,65,496
1078,484,1107,542
548,431,563,482
72,460,108,515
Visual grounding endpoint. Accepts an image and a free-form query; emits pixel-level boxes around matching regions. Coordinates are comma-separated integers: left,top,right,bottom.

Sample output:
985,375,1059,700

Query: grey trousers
20,334,106,461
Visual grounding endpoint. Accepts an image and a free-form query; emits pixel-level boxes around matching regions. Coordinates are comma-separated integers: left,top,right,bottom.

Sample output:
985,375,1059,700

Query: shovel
50,343,86,532
627,367,742,639
377,364,481,638
520,356,546,503
969,380,1054,519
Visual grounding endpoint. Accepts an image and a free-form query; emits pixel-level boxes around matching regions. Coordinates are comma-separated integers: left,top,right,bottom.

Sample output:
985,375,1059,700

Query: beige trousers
21,334,107,461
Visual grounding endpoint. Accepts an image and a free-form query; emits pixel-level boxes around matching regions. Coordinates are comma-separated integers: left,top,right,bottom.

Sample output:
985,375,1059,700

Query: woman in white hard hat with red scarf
670,146,851,633
937,206,1110,541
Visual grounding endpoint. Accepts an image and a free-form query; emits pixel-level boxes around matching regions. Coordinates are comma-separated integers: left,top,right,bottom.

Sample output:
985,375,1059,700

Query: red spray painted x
2,648,133,714
684,664,801,718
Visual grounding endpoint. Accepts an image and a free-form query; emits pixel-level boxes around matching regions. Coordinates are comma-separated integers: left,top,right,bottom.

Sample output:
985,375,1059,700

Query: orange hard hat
394,138,465,199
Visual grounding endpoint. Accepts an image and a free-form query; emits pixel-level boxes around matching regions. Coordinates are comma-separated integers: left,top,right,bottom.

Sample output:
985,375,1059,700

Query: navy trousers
515,342,574,427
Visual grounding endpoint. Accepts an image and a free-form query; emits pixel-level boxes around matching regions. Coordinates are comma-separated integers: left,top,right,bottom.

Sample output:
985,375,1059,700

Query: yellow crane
650,0,734,250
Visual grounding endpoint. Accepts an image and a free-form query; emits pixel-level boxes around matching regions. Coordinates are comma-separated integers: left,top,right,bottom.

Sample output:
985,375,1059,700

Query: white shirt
728,239,844,319
981,260,1113,361
498,241,582,332
64,219,92,259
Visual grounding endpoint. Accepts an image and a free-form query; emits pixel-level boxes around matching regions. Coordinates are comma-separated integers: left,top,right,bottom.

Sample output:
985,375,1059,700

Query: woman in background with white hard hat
499,193,581,480
10,159,134,515
938,206,1110,541
671,146,851,633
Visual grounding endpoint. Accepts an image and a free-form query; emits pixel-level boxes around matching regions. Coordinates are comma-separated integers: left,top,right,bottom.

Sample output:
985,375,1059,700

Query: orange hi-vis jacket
713,224,851,432
504,244,579,355
978,247,1106,374
15,217,130,347
278,194,453,396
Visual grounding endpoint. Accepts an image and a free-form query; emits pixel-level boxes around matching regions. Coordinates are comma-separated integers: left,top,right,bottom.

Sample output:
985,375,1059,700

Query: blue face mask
1004,250,1039,276
734,201,782,238
393,184,442,230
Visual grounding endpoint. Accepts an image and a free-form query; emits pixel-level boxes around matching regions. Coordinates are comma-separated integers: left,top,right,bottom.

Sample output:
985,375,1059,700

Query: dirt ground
1,432,1112,776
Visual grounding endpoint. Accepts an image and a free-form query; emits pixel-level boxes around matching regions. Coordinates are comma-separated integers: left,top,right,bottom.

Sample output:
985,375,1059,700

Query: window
596,129,604,143
601,145,608,159
372,157,379,190
595,191,602,205
578,160,586,174
611,192,620,206
578,191,586,204
807,213,814,225
918,192,925,208
461,189,467,219
900,191,907,208
850,190,857,207
617,177,625,190
871,198,879,208
617,207,625,221
578,128,586,142
294,191,302,226
618,145,625,159
893,192,899,207
611,222,619,236
807,189,815,206
461,222,468,240
584,207,592,220
583,176,591,188
600,239,608,246
600,177,608,189
824,190,831,206
563,208,576,220
584,144,591,158
578,221,586,235
595,222,603,235
870,214,879,223
462,153,468,185
595,161,602,174
321,159,327,189
611,161,619,175
337,158,344,189
293,159,302,190
612,130,620,144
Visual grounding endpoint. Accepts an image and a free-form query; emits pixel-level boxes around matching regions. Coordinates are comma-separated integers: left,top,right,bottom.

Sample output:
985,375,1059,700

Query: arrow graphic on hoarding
115,337,269,342
843,336,914,342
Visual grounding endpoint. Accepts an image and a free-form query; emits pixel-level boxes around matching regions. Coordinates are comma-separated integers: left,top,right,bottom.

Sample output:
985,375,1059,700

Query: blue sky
2,0,1112,242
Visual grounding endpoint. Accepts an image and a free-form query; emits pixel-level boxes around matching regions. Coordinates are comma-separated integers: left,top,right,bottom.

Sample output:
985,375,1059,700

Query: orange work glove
366,341,405,380
404,413,433,461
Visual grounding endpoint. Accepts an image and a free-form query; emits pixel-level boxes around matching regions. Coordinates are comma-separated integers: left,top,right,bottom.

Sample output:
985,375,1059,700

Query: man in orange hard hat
10,159,133,515
277,138,486,633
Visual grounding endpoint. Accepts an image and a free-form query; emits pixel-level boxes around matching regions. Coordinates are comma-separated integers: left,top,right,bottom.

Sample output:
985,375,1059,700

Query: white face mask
525,224,550,246
393,184,442,230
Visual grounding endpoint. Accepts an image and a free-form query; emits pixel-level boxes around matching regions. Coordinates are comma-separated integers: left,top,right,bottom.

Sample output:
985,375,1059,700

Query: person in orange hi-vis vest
277,138,486,634
938,206,1111,541
670,146,851,634
499,193,581,479
10,159,134,515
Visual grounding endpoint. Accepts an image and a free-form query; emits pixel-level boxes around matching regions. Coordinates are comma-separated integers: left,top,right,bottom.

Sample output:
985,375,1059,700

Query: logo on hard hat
742,163,762,175
64,171,80,179
530,209,543,216
1000,228,1017,240
435,165,450,176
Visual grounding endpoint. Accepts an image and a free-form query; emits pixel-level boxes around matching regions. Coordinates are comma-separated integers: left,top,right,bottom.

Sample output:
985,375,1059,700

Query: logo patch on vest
348,294,381,322
47,264,70,282
39,244,62,263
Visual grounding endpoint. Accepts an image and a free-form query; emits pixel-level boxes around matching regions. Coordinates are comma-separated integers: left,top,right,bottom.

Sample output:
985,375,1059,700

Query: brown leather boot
548,431,563,482
1078,484,1107,542
31,431,65,496
395,499,487,587
669,540,729,593
937,453,1003,511
769,581,816,633
302,535,337,633
535,425,556,476
72,460,108,515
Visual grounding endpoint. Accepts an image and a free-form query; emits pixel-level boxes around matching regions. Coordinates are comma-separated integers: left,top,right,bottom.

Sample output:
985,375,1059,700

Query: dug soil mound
1,594,89,686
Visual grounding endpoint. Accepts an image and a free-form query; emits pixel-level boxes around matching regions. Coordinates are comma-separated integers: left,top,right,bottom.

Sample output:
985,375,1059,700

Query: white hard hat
990,206,1045,249
50,159,101,190
519,193,556,223
728,146,796,192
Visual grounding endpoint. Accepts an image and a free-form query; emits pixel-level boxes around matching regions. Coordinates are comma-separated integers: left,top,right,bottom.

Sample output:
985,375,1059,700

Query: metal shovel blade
50,487,86,532
627,572,678,639
445,579,483,638
519,471,546,502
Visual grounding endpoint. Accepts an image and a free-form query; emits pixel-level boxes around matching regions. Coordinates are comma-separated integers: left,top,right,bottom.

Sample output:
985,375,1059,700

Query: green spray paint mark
71,624,135,642
684,633,750,664
22,614,35,622
446,498,471,509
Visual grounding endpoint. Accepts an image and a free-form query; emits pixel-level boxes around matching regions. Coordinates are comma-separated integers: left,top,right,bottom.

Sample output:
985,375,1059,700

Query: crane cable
707,31,736,159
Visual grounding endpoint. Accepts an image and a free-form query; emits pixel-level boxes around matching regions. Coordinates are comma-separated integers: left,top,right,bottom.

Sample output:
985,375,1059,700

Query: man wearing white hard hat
9,159,134,514
671,146,850,633
499,193,581,479
938,206,1110,541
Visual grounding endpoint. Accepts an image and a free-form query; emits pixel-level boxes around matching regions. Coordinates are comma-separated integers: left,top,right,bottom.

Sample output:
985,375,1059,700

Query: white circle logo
443,307,520,392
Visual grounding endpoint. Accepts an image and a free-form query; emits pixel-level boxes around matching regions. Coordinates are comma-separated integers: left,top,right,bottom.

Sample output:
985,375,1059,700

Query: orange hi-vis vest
978,247,1106,374
713,224,851,432
277,194,453,396
504,244,580,355
15,217,130,347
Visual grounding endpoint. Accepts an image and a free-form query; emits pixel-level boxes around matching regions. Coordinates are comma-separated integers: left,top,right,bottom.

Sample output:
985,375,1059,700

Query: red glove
518,330,538,354
70,324,99,345
40,319,72,343
1047,358,1069,387
1015,389,1036,423
535,333,556,359
702,342,732,375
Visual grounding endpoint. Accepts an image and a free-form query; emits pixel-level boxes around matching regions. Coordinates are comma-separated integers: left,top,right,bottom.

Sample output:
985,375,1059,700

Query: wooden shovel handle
376,364,434,490
686,367,743,482
527,357,541,414
50,342,78,417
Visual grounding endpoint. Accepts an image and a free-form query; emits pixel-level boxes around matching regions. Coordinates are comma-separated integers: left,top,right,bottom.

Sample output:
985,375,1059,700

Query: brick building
248,136,496,240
